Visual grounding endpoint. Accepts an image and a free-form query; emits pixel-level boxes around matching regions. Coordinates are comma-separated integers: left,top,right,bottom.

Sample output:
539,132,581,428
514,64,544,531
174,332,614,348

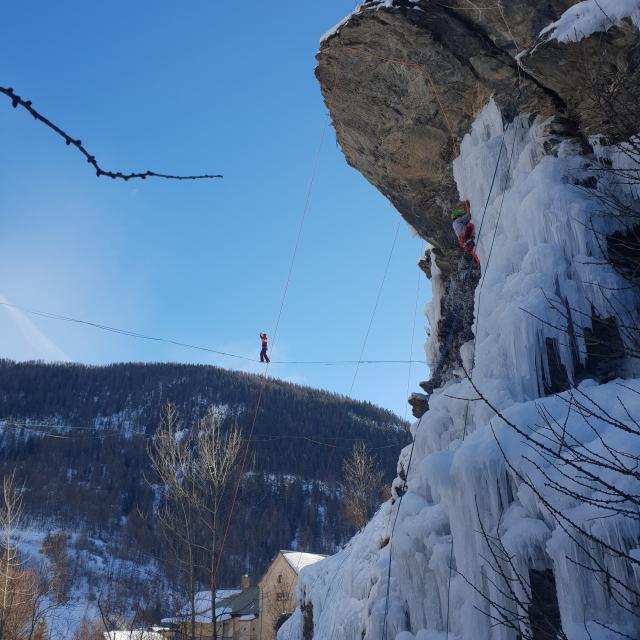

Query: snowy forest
0,360,407,636
2,0,640,640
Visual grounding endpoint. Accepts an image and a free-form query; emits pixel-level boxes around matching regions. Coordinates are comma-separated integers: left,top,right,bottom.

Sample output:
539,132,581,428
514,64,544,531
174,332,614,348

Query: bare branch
1,86,223,181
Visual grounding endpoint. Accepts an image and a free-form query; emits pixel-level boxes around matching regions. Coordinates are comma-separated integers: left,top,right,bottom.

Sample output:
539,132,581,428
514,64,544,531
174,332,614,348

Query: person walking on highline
259,333,270,363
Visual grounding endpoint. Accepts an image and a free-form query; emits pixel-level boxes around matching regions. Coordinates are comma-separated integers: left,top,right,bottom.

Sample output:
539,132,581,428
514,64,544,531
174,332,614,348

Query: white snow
321,0,422,43
161,590,241,624
283,551,327,573
539,0,640,44
279,98,640,640
104,632,164,640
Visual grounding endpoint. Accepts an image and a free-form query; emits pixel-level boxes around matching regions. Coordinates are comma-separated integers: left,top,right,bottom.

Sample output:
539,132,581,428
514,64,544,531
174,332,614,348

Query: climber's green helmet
449,209,465,220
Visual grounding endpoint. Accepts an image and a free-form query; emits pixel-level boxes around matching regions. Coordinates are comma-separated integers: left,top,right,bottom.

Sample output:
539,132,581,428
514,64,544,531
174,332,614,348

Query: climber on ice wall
450,202,479,264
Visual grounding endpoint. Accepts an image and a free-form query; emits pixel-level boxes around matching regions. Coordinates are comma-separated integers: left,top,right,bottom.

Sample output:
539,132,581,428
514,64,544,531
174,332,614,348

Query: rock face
316,0,640,383
281,5,640,640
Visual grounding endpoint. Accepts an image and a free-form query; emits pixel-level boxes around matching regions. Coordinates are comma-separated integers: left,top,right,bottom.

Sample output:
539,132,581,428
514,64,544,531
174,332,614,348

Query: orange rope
213,43,471,591
211,65,342,592
343,46,469,209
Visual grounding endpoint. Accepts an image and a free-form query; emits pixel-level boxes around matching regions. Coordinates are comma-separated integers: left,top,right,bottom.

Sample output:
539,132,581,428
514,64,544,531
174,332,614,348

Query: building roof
182,589,241,616
218,587,259,617
161,587,259,625
281,550,327,574
104,632,163,640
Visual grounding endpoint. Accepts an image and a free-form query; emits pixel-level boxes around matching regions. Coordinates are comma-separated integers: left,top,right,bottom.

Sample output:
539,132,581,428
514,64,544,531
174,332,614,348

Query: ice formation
280,97,640,640
540,0,640,44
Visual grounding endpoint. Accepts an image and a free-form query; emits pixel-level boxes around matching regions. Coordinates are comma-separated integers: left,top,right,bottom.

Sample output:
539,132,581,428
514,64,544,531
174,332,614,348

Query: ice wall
279,100,640,640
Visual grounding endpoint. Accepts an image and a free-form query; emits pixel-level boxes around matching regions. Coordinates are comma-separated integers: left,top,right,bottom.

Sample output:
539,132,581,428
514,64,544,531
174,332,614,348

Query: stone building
257,551,326,640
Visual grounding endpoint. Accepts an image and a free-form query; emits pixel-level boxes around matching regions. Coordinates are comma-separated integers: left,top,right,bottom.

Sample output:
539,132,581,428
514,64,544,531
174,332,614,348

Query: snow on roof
104,632,163,640
162,606,233,626
162,587,259,625
538,0,640,44
180,589,240,616
282,551,327,574
160,589,242,624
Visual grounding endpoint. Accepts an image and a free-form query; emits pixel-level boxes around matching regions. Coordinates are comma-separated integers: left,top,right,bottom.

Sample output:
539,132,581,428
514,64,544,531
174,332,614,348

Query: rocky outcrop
407,391,428,418
316,0,640,385
523,20,640,140
289,6,640,640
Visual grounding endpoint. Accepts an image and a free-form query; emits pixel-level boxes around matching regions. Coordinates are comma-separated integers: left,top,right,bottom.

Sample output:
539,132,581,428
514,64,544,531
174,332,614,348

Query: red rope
213,44,470,590
211,66,342,590
343,47,468,206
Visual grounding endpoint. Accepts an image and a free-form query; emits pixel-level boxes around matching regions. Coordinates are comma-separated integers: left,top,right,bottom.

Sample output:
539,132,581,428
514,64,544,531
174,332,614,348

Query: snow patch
539,0,640,44
283,551,327,573
321,0,422,43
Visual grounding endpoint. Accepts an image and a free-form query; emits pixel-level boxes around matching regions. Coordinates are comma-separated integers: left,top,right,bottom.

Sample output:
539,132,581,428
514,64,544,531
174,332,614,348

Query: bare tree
461,370,640,639
148,403,199,640
148,403,242,640
40,533,72,606
0,471,48,640
72,618,102,640
191,406,243,640
96,589,145,640
342,442,384,529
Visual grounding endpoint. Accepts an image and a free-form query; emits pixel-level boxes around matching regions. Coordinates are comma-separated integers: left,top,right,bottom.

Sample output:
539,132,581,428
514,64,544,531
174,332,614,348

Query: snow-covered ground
8,525,168,639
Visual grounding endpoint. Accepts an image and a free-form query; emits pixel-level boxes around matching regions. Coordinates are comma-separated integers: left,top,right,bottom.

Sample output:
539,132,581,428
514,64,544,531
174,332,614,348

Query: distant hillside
0,359,409,622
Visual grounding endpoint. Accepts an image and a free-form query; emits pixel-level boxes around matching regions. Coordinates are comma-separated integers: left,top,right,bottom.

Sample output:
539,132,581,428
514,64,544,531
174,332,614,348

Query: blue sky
0,1,431,417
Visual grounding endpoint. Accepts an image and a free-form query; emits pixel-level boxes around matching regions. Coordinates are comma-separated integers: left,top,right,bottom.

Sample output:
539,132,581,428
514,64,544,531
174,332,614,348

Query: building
257,551,326,640
104,632,164,640
162,576,259,640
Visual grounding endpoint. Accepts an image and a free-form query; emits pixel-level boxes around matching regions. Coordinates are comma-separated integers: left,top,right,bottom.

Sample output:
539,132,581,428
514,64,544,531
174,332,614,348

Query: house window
276,591,290,602
277,574,282,584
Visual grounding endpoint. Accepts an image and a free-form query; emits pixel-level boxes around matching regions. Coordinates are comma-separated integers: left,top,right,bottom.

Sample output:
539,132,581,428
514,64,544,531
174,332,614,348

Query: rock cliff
280,3,640,640
316,0,640,383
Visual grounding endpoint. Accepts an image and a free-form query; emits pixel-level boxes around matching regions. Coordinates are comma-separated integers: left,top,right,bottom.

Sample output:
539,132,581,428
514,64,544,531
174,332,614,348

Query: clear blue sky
0,1,431,417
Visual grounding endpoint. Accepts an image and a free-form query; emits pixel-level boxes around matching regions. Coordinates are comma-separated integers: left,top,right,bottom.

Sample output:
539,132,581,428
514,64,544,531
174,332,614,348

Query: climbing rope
210,65,342,594
404,263,423,422
378,93,525,640
442,96,526,640
348,218,402,397
280,12,529,639
321,215,404,485
473,115,521,352
285,226,421,640
0,420,410,453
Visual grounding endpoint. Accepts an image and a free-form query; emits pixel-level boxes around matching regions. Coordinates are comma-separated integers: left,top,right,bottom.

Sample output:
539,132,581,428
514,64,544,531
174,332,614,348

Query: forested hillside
0,359,408,623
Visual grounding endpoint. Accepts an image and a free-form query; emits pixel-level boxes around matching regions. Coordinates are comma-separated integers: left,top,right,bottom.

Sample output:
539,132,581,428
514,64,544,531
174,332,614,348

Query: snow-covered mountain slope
282,2,640,639
0,360,409,635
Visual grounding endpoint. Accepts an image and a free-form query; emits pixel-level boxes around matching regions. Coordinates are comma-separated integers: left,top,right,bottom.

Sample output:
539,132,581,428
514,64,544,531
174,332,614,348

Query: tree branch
1,86,223,181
